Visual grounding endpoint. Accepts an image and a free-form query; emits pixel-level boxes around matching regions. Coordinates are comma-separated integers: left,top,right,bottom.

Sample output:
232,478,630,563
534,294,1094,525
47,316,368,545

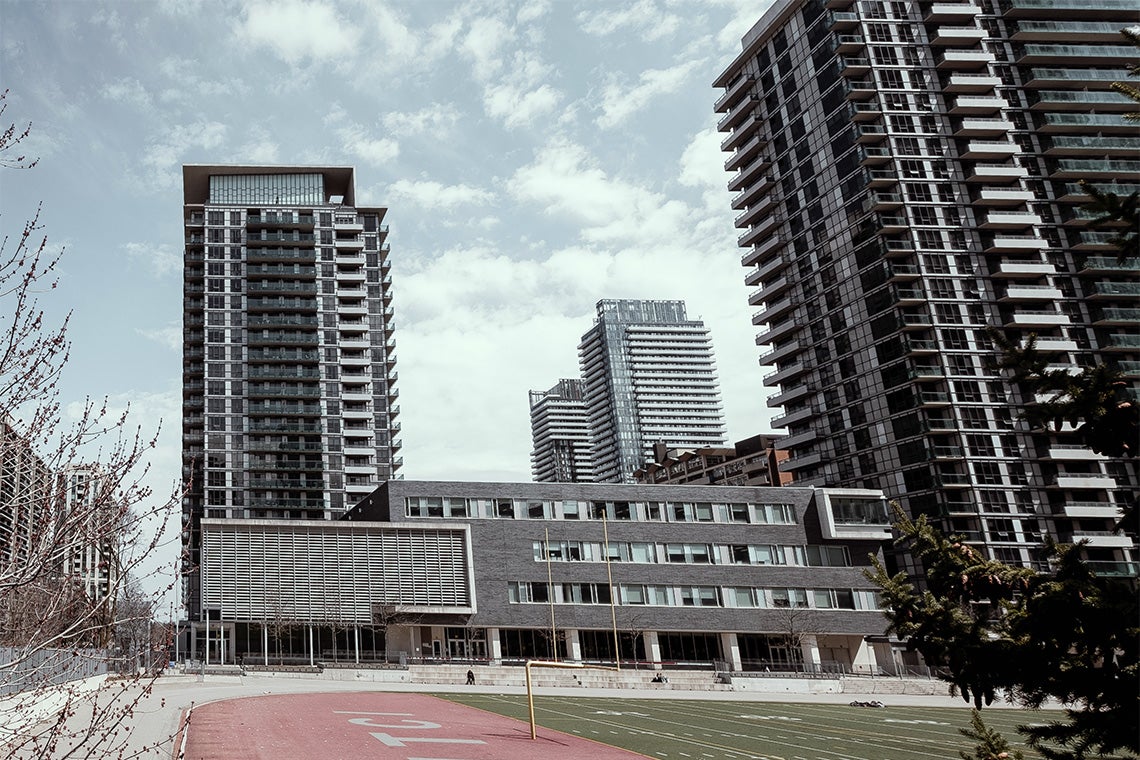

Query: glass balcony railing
1029,67,1129,83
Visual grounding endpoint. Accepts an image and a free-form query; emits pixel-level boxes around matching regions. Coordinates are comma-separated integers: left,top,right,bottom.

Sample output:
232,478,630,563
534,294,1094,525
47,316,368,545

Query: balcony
1046,445,1107,461
967,164,1029,183
778,450,825,472
920,392,953,407
845,78,877,101
1040,112,1134,135
1000,284,1063,301
894,285,926,305
951,96,1009,116
960,141,1020,160
866,191,904,211
1002,0,1136,20
759,340,802,366
984,235,1049,253
1019,43,1135,67
955,118,1014,138
1106,333,1140,351
723,134,766,171
741,234,782,268
981,211,1042,229
839,56,871,77
714,74,755,113
731,175,777,210
1005,310,1071,327
726,154,773,192
904,337,939,354
1061,501,1120,519
752,296,796,324
755,312,798,343
936,50,995,70
858,146,891,166
720,114,760,151
762,360,808,388
1067,531,1134,549
995,261,1055,278
768,382,813,407
1021,336,1078,352
855,124,887,144
246,231,315,247
1094,307,1140,325
1087,281,1140,299
774,428,819,450
925,2,980,22
770,403,816,428
931,26,987,47
717,94,759,132
943,73,1001,93
887,263,920,282
834,33,865,54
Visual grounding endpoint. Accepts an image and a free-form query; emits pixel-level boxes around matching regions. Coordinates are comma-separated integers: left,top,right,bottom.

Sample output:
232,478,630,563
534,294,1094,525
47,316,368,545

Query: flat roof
182,164,356,206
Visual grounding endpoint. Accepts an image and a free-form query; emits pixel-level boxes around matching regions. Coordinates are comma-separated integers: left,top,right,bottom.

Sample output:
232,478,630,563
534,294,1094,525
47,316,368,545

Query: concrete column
852,636,878,676
800,634,821,673
644,631,662,669
487,627,502,664
204,618,210,667
564,629,582,662
354,626,360,664
263,624,269,666
308,626,314,668
720,632,742,671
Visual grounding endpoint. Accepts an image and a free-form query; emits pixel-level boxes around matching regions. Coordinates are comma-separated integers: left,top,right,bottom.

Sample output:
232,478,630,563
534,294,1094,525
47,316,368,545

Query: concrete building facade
181,165,401,619
529,379,596,483
714,0,1137,574
195,480,896,674
579,300,729,483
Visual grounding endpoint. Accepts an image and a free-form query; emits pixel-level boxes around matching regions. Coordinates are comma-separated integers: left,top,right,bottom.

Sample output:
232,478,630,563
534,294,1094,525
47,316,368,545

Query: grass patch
437,693,1045,759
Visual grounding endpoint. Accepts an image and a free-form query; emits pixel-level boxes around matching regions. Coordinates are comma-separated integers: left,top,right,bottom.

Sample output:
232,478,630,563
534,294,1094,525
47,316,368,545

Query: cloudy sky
1,0,777,597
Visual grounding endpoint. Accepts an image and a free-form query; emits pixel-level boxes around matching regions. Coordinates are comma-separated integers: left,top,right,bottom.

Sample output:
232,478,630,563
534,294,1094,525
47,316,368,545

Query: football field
438,693,1045,759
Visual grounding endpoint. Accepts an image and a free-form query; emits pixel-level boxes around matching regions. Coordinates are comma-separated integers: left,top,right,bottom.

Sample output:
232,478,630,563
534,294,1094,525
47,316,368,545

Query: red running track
182,692,648,759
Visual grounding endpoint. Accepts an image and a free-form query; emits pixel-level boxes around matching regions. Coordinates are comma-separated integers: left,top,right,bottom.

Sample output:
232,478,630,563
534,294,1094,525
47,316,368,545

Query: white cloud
484,82,562,130
139,121,227,189
124,242,182,278
461,16,513,81
596,58,705,129
236,0,361,64
478,49,563,130
387,179,495,210
578,0,682,41
382,104,460,137
101,78,152,111
135,324,181,351
517,0,550,25
239,126,281,164
325,105,399,165
509,139,690,245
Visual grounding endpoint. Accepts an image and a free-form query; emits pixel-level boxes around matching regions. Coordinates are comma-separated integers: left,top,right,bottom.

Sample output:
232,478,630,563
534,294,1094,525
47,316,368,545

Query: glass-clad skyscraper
578,300,728,483
714,0,1137,573
181,165,401,620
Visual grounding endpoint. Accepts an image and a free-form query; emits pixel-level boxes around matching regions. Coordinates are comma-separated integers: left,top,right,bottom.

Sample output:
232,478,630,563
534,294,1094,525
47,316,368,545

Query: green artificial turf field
438,693,1046,759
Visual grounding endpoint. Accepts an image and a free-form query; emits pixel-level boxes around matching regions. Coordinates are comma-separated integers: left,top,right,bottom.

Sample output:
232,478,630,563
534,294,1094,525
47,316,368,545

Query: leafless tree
770,600,821,673
0,89,182,758
370,603,422,661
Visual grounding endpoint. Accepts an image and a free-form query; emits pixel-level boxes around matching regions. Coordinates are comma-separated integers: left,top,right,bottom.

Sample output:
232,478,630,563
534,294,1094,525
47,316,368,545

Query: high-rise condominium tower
579,299,728,483
181,165,400,617
714,0,1137,572
529,379,595,482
